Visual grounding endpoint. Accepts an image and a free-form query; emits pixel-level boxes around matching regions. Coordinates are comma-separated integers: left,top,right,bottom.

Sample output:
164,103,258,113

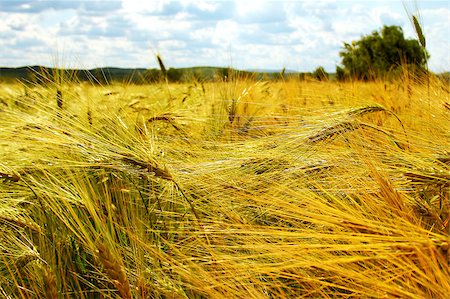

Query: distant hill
0,66,308,84
0,66,149,84
2,66,448,84
246,68,297,73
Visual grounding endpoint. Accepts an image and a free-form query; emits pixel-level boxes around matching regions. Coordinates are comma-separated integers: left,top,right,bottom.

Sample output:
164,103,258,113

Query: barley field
0,72,449,298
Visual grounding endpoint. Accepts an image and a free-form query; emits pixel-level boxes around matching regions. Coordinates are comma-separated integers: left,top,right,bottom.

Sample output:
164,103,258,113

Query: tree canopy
312,66,329,81
337,25,429,80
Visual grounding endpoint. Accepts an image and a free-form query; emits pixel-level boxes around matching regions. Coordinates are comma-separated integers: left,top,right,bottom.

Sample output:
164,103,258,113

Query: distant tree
190,70,205,82
312,66,329,81
143,69,162,82
337,25,429,80
215,67,229,80
167,68,182,82
336,66,346,81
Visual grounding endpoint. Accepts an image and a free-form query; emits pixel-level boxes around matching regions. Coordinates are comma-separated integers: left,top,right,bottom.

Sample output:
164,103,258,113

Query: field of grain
0,74,449,298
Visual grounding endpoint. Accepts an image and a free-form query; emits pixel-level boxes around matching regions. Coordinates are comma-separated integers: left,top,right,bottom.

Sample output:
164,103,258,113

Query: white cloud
0,0,448,72
212,20,240,46
420,7,450,72
235,0,286,23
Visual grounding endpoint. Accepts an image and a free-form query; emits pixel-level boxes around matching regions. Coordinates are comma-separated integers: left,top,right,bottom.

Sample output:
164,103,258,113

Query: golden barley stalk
42,267,58,299
347,105,386,117
0,171,20,182
307,121,357,143
96,242,132,299
0,215,41,233
56,89,63,109
147,113,181,131
14,253,39,269
121,155,173,181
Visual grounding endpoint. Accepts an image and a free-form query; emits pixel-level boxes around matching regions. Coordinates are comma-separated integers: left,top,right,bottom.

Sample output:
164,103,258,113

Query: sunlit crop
0,70,448,298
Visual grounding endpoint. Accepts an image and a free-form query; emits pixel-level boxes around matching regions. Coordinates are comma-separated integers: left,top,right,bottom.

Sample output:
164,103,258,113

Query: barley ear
42,267,58,299
96,242,132,299
156,54,167,78
56,89,63,109
412,15,426,48
87,108,93,126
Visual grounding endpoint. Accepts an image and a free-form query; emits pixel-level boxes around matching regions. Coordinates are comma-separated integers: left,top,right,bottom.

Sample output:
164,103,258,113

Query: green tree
143,69,162,83
167,68,182,82
337,25,429,80
312,66,329,81
217,67,233,80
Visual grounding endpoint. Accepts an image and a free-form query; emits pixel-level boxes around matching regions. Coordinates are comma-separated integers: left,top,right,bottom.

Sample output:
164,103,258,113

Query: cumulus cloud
184,1,235,21
235,1,287,24
0,0,77,13
0,0,122,14
0,0,448,72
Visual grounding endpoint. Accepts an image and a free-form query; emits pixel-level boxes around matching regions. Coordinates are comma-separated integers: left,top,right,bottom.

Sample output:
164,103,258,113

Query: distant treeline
0,66,326,84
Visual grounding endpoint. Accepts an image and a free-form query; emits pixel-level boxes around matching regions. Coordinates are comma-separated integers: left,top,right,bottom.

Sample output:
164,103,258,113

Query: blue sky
0,0,449,72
